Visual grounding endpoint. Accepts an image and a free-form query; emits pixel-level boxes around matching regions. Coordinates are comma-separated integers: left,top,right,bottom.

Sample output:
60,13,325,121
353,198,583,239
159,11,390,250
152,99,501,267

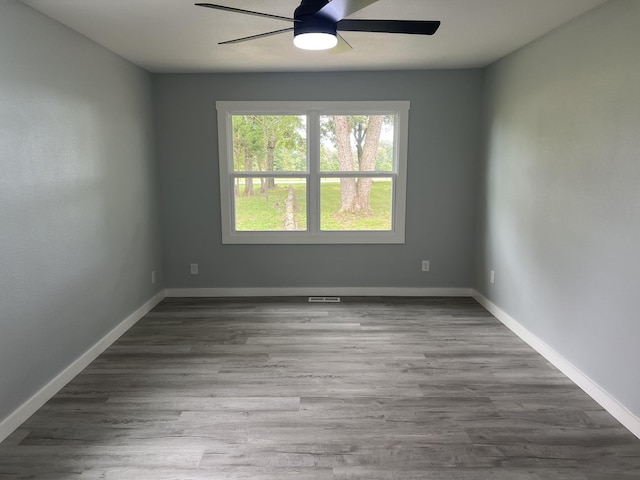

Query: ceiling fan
195,0,440,51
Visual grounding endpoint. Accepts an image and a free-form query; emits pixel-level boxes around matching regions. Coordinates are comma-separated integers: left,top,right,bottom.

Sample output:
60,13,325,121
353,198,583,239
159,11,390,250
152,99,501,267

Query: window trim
216,101,409,244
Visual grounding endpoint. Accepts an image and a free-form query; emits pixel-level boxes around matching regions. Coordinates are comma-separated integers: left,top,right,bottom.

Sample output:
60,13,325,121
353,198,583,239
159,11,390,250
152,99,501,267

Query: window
216,101,409,244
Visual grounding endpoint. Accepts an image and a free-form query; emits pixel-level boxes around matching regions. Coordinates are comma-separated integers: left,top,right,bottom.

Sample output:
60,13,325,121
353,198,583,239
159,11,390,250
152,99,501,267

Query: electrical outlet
151,270,156,284
190,263,199,275
490,270,495,285
421,260,430,272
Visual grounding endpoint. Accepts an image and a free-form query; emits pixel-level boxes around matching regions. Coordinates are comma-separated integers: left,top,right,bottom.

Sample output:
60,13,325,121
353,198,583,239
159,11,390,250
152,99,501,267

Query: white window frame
216,100,409,244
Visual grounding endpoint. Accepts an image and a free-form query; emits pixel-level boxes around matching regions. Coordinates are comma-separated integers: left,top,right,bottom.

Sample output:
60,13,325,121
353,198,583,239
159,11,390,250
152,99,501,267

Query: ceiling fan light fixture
293,12,338,51
294,32,338,50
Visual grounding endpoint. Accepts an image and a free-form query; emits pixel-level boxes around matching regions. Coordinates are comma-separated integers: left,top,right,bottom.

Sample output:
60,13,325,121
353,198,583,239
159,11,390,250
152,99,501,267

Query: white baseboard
0,290,166,444
165,287,473,298
472,290,640,440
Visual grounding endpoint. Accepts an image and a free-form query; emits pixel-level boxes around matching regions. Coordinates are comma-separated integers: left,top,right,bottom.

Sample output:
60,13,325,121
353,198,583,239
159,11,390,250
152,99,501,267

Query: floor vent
308,296,341,303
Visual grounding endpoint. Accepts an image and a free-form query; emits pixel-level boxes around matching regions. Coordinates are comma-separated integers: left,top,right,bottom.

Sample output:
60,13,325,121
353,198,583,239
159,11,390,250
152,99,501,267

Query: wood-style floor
1,297,639,479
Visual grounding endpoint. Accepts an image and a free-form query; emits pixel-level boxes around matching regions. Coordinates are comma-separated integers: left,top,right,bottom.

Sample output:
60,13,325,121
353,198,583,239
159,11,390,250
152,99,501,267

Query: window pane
320,177,392,231
320,115,394,172
234,177,307,231
232,115,307,172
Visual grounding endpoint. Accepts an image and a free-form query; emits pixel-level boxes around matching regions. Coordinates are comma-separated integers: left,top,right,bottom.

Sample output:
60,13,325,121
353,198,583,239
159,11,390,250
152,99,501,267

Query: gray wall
154,71,483,289
476,0,640,416
0,1,163,422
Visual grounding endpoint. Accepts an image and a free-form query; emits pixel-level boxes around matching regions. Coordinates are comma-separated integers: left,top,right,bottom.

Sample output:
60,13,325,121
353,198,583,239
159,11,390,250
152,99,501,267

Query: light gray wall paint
0,1,163,421
154,70,483,289
476,0,640,416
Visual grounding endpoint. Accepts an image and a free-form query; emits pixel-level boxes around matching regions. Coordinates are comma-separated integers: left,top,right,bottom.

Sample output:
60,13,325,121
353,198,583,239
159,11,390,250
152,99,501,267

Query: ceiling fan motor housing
294,0,338,37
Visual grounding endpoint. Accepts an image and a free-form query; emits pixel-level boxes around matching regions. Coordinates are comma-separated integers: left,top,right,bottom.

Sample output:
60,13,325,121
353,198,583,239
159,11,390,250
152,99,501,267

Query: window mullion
307,110,320,236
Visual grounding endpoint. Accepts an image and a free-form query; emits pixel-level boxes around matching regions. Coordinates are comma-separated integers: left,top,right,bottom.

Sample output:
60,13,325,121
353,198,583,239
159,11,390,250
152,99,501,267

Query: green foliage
274,145,305,172
375,140,393,172
320,144,339,171
232,115,306,175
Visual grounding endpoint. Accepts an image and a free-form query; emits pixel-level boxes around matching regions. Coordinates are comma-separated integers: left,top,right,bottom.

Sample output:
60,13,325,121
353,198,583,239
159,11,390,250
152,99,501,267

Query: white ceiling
20,0,608,73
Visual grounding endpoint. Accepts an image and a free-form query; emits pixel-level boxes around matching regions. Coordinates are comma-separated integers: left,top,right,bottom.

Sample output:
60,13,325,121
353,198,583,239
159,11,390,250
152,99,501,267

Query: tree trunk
354,115,384,212
335,115,384,214
265,134,276,190
334,115,357,212
353,121,366,170
243,151,254,196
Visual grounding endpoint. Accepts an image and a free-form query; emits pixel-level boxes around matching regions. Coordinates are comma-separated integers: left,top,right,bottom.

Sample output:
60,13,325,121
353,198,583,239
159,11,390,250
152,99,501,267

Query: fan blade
219,28,294,45
329,34,353,54
317,0,379,22
337,19,440,35
195,3,296,23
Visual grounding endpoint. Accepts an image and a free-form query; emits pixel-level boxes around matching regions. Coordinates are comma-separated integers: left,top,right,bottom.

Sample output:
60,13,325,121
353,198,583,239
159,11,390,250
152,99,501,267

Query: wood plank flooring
1,297,639,479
